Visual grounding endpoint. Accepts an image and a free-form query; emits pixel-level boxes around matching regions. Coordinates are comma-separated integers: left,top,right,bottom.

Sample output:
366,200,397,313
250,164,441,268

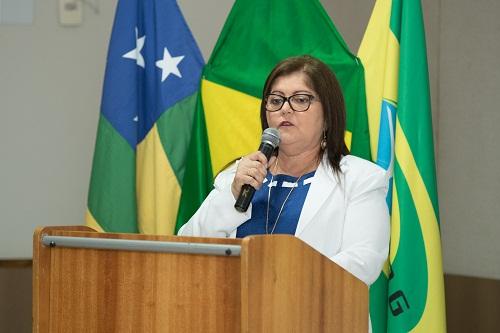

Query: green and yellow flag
358,0,446,331
175,0,371,231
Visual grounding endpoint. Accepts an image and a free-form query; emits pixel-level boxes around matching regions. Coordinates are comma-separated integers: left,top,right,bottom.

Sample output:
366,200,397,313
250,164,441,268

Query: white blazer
179,154,390,285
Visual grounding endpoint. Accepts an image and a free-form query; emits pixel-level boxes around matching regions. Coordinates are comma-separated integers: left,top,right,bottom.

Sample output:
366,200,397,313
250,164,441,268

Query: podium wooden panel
33,226,367,332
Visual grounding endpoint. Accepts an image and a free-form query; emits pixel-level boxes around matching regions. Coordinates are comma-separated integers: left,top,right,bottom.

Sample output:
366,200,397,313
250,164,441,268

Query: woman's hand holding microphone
231,152,276,200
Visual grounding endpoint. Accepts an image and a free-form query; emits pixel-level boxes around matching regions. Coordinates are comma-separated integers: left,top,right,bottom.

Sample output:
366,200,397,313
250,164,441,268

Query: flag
86,0,204,234
358,0,446,331
174,0,371,231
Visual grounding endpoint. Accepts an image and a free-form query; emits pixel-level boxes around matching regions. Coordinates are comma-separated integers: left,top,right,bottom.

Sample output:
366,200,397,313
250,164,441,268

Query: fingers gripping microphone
234,128,280,212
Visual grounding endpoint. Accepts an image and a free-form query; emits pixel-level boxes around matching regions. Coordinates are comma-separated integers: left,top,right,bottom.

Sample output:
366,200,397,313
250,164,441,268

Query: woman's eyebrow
270,89,312,95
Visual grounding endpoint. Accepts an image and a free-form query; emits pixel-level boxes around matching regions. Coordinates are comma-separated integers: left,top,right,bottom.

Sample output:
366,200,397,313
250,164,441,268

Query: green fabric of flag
358,0,446,331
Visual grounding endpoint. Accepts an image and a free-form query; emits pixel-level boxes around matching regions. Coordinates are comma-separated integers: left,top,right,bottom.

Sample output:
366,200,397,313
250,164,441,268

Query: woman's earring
321,130,327,149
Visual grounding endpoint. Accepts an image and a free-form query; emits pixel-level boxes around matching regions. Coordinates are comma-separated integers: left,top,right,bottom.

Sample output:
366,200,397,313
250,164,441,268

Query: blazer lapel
295,157,340,236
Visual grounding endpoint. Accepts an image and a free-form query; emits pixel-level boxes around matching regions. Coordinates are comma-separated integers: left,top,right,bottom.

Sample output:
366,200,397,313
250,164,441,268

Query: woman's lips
279,121,293,127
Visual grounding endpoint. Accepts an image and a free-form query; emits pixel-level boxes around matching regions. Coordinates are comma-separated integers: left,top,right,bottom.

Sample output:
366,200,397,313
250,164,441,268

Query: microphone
234,128,280,212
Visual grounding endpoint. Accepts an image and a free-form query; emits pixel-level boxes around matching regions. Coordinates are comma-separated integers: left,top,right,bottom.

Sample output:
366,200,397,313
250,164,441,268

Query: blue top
236,170,316,237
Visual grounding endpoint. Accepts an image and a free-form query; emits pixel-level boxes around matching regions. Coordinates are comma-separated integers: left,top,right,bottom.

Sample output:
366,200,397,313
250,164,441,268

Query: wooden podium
33,226,368,332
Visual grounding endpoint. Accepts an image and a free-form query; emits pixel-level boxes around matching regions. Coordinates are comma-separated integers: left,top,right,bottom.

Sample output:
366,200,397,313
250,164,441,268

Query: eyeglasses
265,93,317,112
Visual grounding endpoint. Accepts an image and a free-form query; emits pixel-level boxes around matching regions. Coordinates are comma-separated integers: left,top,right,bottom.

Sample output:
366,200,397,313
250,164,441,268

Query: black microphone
234,128,280,212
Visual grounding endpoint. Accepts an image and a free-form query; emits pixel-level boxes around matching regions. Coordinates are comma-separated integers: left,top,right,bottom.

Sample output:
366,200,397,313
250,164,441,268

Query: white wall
438,0,500,280
0,0,116,258
1,0,499,279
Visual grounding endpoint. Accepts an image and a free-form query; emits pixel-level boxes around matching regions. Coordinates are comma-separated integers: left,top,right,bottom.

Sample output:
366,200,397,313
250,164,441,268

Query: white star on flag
156,47,185,82
122,27,146,68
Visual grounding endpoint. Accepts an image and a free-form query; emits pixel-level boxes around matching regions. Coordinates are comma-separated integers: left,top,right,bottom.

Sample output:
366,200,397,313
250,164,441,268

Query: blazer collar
295,155,347,235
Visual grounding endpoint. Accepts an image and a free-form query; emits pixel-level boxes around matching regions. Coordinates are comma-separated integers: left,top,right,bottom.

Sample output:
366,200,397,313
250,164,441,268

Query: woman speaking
179,55,389,286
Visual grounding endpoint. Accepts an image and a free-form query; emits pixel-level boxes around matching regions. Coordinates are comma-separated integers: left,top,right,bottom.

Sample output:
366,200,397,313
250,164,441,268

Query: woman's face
266,71,324,153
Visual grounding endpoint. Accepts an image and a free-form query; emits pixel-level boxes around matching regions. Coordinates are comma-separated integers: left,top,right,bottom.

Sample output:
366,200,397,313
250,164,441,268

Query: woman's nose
280,100,293,114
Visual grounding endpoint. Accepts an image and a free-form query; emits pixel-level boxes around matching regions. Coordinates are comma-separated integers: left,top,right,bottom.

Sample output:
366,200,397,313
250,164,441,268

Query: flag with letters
174,0,371,231
86,0,204,234
358,0,446,331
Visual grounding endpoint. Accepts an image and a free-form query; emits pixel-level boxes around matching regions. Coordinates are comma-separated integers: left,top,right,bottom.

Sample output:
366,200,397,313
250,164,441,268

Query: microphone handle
234,184,256,212
234,142,276,212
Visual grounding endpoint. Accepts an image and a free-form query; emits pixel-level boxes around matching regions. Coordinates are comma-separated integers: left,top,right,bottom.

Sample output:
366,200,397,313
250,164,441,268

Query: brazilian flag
175,0,371,230
358,0,446,331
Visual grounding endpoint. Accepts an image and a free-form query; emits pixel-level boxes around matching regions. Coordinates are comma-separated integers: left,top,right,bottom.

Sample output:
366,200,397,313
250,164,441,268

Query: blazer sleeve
177,163,252,238
330,161,390,285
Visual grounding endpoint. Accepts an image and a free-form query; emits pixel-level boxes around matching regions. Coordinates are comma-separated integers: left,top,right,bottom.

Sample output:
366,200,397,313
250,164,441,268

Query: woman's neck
273,145,321,177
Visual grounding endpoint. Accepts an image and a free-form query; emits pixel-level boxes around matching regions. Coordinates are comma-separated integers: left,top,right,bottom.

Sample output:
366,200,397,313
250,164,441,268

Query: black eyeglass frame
264,93,317,112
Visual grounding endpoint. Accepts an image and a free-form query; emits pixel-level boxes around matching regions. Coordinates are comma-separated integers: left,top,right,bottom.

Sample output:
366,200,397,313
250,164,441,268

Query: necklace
265,159,304,235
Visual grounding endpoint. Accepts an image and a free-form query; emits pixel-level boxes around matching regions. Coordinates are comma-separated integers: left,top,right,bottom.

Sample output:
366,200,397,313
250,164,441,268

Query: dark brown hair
260,55,349,174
